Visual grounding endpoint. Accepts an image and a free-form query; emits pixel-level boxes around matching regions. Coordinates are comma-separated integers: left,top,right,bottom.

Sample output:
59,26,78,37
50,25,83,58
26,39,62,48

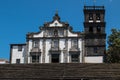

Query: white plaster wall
0,61,7,64
39,39,43,63
85,56,103,63
59,39,65,63
11,46,26,64
45,39,51,63
49,20,63,27
67,39,71,63
28,40,32,63
68,30,77,37
33,31,43,38
78,39,82,63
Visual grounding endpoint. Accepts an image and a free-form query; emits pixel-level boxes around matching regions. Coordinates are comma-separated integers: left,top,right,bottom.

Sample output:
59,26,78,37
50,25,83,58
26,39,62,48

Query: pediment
49,20,63,27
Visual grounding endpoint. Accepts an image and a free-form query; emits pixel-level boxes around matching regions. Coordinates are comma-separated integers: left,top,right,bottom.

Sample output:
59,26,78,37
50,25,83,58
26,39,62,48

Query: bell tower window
89,26,93,33
89,13,93,20
97,26,101,33
96,13,100,20
94,47,98,53
18,46,22,51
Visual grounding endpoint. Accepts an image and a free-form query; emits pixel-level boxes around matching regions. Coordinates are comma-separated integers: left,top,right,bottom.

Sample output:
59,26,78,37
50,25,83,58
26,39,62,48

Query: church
10,5,106,64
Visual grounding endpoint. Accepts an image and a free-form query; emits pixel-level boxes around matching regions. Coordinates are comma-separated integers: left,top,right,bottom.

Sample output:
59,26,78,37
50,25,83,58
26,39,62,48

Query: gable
49,20,63,27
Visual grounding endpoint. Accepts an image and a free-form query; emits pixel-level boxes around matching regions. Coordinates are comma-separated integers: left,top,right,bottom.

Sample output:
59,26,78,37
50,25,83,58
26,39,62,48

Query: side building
10,5,106,64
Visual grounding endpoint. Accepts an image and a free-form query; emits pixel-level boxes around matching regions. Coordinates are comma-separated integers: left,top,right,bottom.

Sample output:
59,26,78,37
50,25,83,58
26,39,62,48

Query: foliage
106,28,120,63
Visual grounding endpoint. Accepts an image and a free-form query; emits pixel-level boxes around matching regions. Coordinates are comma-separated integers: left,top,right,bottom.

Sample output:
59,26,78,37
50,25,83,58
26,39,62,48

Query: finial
55,9,58,15
53,10,60,21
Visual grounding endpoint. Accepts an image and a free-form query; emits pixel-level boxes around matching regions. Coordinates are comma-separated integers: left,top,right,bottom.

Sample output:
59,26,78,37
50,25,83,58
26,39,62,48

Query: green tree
106,28,120,63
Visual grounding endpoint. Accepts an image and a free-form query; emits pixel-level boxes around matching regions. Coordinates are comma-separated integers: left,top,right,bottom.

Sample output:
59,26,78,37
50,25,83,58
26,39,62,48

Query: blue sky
0,0,119,60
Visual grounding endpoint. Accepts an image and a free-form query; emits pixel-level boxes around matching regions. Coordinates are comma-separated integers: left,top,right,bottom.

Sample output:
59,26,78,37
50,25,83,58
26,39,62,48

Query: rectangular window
94,47,98,53
59,30,64,36
16,59,20,64
52,40,59,48
18,46,22,51
72,39,78,48
71,54,79,63
32,55,39,63
33,40,39,48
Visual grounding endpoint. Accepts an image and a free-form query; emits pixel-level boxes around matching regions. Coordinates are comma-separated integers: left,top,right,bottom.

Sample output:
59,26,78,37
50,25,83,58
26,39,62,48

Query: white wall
0,61,8,64
11,45,26,64
28,40,32,63
33,31,43,38
59,39,65,63
49,20,63,27
45,39,51,63
78,39,82,63
85,56,103,63
68,30,78,37
39,39,43,63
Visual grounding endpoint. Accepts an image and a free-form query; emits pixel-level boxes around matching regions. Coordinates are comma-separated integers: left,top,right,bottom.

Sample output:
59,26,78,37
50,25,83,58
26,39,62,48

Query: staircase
0,63,120,80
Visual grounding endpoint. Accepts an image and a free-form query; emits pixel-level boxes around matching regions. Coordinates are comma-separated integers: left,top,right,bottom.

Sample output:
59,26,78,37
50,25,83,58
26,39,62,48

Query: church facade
10,5,106,64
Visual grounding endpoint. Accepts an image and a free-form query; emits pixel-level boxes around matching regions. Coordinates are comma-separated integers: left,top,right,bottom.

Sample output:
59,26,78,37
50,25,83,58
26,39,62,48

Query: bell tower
83,6,106,63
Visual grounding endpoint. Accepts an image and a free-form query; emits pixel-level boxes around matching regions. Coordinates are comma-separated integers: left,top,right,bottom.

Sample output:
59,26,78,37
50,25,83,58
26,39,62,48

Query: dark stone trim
85,34,106,39
69,50,80,53
85,54,104,56
30,52,41,56
27,37,83,40
10,45,12,64
10,44,26,46
85,45,106,47
84,22,106,27
84,6,105,10
49,50,61,53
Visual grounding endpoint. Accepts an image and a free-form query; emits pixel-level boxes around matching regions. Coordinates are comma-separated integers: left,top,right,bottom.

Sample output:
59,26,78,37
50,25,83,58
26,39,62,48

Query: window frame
72,39,78,48
89,26,93,33
71,54,79,63
89,13,93,20
96,13,101,20
31,54,40,63
18,46,22,51
33,40,39,48
51,54,60,63
97,26,101,33
52,39,59,48
16,59,20,64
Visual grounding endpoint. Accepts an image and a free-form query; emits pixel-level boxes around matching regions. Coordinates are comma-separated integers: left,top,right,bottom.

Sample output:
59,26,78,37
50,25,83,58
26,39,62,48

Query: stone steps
0,63,120,80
